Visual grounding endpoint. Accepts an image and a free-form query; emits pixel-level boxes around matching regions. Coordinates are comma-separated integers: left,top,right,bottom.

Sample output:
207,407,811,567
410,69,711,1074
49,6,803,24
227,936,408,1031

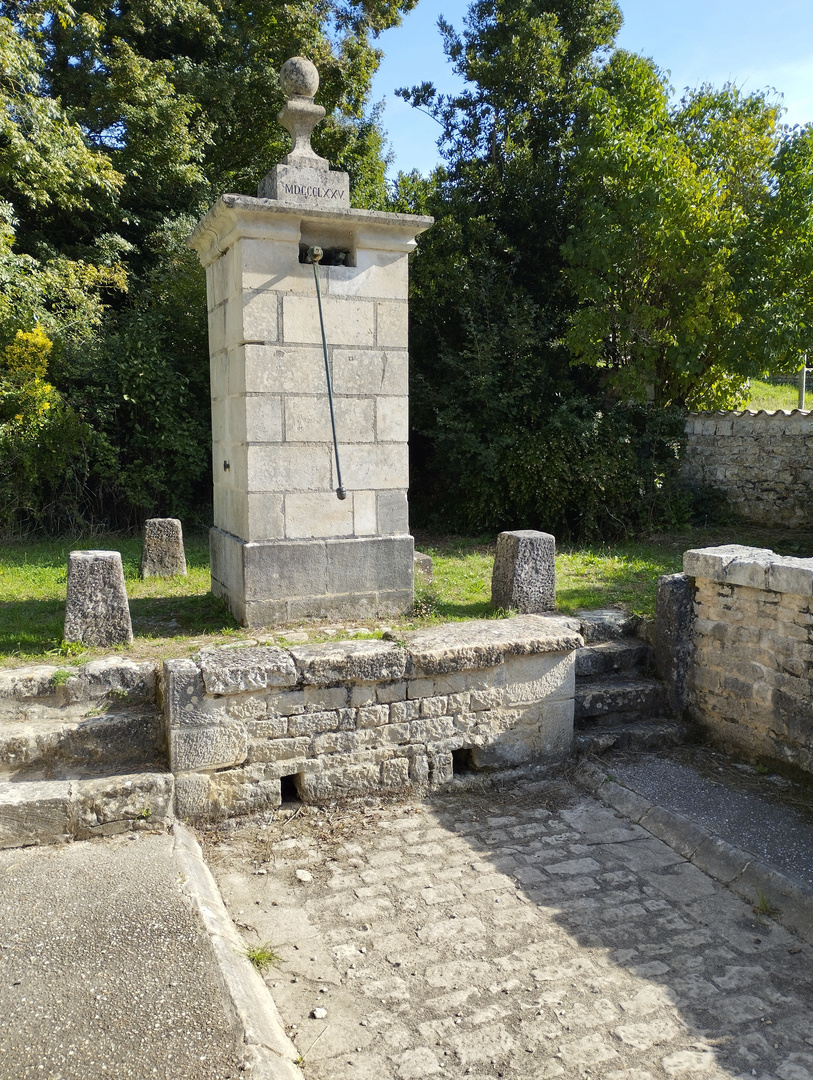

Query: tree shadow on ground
422,779,811,1079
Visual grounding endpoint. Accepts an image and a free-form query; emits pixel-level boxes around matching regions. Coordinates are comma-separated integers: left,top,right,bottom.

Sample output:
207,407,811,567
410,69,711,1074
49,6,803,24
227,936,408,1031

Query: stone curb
572,759,813,947
172,823,304,1080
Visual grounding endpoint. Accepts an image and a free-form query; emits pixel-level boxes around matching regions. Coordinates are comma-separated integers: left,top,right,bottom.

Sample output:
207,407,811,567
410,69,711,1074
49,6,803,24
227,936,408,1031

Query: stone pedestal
491,530,556,613
187,195,433,625
64,550,133,646
141,518,187,578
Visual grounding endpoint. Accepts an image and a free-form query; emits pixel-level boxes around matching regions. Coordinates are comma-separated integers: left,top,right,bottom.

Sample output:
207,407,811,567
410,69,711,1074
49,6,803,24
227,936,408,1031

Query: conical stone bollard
140,518,187,578
64,550,133,646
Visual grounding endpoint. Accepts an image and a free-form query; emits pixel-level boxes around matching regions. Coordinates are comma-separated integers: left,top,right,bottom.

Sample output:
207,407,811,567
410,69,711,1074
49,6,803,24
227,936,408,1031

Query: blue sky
369,0,813,176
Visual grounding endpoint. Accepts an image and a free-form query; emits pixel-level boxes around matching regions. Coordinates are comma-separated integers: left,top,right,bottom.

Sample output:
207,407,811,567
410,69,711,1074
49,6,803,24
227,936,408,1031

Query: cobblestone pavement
199,776,813,1080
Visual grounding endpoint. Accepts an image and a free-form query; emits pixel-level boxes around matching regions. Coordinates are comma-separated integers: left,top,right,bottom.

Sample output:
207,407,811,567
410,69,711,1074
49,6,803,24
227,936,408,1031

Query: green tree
0,13,126,349
4,0,414,265
562,60,808,408
400,0,813,533
397,0,624,530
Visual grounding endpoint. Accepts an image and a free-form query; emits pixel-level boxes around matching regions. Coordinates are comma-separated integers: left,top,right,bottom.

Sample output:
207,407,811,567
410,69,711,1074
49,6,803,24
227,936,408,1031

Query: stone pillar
187,58,432,625
140,518,187,578
654,572,694,718
64,550,133,646
491,530,556,613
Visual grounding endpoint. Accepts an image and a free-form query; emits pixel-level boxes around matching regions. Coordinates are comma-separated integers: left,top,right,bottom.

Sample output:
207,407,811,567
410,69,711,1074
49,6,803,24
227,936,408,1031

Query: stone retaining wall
683,545,813,774
683,410,813,528
164,616,583,819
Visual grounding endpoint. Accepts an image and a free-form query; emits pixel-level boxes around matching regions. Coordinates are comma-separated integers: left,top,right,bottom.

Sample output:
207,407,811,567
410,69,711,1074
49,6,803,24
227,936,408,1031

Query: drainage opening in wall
280,773,303,803
452,748,478,775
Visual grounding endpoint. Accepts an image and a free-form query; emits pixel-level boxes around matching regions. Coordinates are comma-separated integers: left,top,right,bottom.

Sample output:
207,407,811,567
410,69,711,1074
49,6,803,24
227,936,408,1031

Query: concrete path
0,830,282,1080
200,776,813,1080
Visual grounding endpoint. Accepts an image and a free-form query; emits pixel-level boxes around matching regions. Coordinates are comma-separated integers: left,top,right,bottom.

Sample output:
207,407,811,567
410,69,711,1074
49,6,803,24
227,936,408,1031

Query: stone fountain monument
187,58,433,625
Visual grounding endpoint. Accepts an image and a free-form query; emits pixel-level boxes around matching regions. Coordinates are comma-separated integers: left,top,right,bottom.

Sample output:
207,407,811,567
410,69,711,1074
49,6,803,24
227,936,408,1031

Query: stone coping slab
199,646,297,695
190,615,584,689
288,640,409,685
0,658,158,712
684,544,813,596
187,193,434,267
402,614,583,677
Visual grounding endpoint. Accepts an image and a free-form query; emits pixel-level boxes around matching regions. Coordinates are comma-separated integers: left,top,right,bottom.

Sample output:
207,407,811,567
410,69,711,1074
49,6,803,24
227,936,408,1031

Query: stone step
0,770,174,849
574,676,666,723
0,706,164,779
574,719,688,756
0,658,158,722
576,610,642,643
575,638,653,679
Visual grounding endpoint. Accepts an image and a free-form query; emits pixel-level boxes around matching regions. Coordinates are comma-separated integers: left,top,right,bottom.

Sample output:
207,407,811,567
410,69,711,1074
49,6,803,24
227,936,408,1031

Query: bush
413,399,692,540
52,222,212,531
0,329,98,534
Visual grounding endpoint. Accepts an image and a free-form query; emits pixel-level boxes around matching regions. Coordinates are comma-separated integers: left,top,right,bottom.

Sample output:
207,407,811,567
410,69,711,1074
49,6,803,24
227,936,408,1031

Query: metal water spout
306,244,347,500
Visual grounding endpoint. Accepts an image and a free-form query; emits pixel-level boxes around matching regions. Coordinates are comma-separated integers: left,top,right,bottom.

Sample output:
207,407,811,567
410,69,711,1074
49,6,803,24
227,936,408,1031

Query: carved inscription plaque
259,164,350,208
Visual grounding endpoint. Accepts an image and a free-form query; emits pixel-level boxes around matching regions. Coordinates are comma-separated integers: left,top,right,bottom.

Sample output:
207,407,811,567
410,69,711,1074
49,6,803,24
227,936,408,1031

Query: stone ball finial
280,57,319,100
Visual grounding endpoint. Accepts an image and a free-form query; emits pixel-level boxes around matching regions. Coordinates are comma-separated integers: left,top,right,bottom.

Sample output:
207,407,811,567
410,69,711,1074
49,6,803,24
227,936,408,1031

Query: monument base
210,528,414,625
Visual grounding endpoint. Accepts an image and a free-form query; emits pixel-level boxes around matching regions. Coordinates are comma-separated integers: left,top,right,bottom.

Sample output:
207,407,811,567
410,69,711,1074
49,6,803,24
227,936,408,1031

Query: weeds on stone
753,889,780,920
244,941,283,972
296,1025,329,1065
51,639,85,658
50,669,72,686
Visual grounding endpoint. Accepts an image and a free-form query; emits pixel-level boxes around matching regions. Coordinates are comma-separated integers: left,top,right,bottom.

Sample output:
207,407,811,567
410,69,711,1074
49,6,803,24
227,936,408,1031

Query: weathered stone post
491,530,556,613
64,550,133,646
187,57,432,625
140,518,187,578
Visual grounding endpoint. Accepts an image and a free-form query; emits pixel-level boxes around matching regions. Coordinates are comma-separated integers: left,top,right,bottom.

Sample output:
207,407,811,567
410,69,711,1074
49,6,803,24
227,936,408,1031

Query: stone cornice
187,193,434,267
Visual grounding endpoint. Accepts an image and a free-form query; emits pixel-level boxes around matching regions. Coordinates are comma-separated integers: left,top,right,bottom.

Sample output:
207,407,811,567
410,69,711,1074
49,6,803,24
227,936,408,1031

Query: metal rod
799,361,808,411
307,246,346,500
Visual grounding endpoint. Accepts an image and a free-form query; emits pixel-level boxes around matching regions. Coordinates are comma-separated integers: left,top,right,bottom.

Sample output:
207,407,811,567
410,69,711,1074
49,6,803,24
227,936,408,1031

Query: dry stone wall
164,615,583,820
684,545,813,774
682,410,813,528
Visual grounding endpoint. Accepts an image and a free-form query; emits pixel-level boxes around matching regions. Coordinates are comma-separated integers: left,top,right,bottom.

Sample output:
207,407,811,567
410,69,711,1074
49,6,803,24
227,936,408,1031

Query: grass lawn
745,379,802,411
1,525,811,669
0,533,241,668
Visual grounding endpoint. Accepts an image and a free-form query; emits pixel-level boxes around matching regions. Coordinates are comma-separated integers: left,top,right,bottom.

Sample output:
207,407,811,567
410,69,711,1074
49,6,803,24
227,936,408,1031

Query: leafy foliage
0,0,412,532
400,0,813,532
563,65,810,408
399,0,625,530
0,329,97,534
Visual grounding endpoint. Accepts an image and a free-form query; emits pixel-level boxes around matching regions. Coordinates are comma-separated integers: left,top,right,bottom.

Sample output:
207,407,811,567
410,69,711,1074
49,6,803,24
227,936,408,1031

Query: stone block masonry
188,194,433,624
164,615,583,820
683,409,813,528
683,544,813,774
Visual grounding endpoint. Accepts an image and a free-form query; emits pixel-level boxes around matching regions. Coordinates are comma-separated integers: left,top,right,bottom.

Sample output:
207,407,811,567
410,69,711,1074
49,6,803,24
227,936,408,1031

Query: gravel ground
608,748,813,890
